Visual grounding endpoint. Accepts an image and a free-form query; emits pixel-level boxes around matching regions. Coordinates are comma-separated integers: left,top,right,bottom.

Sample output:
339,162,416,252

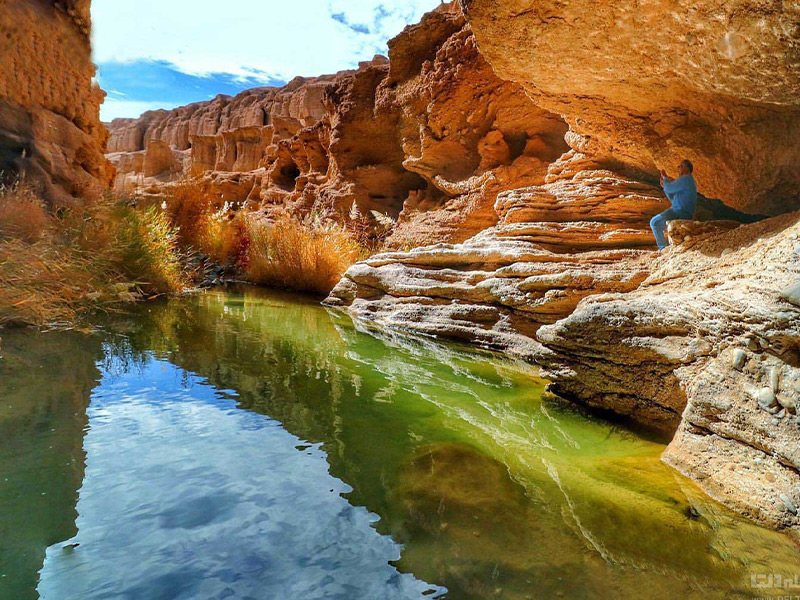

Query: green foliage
115,207,187,294
0,183,187,329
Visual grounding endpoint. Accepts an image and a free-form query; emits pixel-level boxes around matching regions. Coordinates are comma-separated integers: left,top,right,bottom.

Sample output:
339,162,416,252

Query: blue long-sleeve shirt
661,174,697,216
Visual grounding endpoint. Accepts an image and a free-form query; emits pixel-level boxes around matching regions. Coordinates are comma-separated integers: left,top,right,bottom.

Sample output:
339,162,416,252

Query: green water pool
0,285,797,599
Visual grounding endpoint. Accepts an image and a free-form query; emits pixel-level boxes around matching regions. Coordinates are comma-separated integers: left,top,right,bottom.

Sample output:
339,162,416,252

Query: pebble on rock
757,387,776,409
780,283,800,308
732,349,747,371
779,493,798,515
770,367,780,393
777,394,796,411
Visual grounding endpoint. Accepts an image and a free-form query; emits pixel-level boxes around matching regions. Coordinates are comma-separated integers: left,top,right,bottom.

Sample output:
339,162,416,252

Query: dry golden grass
161,180,220,249
0,239,100,327
0,182,52,242
0,177,377,326
201,211,250,268
244,213,366,295
115,207,187,294
0,183,187,328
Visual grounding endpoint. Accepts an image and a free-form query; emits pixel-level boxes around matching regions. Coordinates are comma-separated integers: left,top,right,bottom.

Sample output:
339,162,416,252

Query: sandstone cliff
461,0,800,216
105,0,799,532
0,0,111,203
106,3,569,246
326,0,800,534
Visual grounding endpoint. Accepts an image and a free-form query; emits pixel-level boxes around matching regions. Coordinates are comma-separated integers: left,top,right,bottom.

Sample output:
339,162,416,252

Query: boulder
534,212,800,530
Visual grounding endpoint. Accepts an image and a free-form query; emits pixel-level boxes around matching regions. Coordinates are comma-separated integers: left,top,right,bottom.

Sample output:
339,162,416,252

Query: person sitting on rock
650,159,698,251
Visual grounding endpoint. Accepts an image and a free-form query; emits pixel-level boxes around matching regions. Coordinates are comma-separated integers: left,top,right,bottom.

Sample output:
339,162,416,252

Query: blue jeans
650,208,692,250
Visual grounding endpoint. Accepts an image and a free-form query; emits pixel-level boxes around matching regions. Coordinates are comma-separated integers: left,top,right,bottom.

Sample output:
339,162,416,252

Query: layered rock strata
326,151,755,351
326,151,667,354
0,0,111,203
106,3,569,246
536,213,800,530
327,0,800,533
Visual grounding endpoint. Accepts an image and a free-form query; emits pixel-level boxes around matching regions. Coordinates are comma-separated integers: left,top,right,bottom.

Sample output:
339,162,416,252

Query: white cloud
101,99,183,122
92,0,443,81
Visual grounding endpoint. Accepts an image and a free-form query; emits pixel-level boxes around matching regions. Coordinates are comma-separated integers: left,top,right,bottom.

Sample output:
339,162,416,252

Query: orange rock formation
104,0,800,532
0,0,111,203
106,3,569,246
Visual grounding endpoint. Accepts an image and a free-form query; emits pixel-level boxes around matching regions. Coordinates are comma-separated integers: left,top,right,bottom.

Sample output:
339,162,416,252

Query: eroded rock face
536,213,800,530
435,0,800,533
106,75,339,202
375,4,569,246
0,0,111,203
105,2,569,247
326,152,664,355
461,0,800,216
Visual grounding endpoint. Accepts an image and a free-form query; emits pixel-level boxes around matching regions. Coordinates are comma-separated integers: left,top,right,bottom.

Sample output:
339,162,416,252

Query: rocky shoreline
101,1,800,533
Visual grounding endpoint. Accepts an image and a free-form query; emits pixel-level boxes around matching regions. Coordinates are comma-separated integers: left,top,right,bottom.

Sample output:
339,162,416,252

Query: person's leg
650,209,677,250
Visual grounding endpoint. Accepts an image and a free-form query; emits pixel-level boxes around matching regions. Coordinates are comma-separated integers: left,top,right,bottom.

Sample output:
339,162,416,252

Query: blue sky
92,0,442,121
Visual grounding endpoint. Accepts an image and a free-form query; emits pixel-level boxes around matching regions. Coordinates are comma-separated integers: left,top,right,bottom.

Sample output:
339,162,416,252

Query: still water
0,286,797,600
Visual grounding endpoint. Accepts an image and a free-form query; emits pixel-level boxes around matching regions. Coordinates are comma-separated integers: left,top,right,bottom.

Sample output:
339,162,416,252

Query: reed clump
0,173,393,328
244,213,367,296
156,182,380,296
0,181,187,328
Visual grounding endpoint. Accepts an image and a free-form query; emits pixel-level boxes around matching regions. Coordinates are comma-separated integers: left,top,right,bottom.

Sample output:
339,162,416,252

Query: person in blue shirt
650,159,698,251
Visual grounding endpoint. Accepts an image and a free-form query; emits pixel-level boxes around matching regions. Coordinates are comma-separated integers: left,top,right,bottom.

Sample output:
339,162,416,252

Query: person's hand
660,169,668,179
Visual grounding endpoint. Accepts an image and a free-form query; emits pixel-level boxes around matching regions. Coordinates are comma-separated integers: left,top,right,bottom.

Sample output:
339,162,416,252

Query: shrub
0,181,52,242
198,208,248,268
160,180,220,249
245,213,366,295
115,207,187,294
0,183,187,328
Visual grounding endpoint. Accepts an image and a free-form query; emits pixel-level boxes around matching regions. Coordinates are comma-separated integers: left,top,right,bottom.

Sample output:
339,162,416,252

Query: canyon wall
106,3,569,246
0,0,111,203
461,0,800,216
106,1,800,532
327,0,800,533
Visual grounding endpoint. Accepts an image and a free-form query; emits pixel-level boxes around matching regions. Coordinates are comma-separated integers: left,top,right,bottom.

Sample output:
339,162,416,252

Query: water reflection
0,331,101,600
0,286,796,600
38,359,440,600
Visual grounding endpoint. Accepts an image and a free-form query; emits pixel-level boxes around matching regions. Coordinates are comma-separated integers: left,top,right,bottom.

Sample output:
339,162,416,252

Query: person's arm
663,175,682,195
